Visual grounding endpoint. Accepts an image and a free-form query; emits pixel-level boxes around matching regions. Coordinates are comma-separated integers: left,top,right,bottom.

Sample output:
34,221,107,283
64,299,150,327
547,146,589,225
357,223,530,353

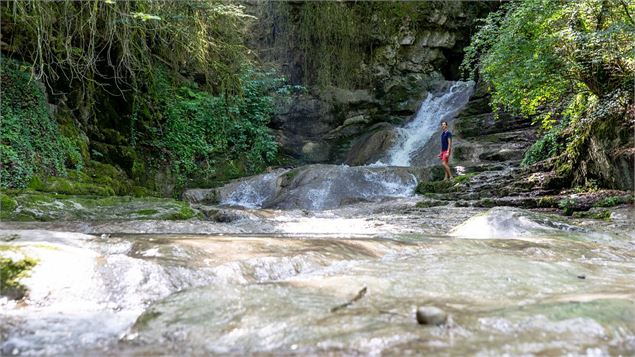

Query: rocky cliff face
249,2,497,164
439,81,536,172
568,88,634,191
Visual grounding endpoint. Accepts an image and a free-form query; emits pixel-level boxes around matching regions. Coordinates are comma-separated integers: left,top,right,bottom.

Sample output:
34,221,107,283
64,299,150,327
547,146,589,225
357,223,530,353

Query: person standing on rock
438,121,453,180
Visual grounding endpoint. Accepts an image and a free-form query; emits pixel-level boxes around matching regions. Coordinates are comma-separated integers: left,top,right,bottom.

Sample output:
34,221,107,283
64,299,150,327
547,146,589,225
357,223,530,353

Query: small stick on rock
331,287,367,313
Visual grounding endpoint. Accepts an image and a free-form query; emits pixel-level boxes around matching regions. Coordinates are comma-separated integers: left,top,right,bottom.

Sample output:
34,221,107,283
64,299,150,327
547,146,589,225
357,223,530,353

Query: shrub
0,58,83,188
133,67,282,189
521,124,566,166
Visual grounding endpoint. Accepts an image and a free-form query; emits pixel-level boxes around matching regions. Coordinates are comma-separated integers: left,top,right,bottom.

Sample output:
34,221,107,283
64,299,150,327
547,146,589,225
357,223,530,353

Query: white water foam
222,171,281,208
360,169,417,199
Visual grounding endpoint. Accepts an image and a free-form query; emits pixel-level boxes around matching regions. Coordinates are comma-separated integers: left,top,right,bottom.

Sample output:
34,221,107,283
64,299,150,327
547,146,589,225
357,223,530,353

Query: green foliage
594,195,634,207
572,209,611,220
557,87,631,181
463,0,634,185
134,68,281,189
558,198,577,216
0,193,18,218
0,254,37,299
521,123,567,166
3,0,254,94
463,0,634,126
453,173,477,184
0,58,83,189
461,8,506,82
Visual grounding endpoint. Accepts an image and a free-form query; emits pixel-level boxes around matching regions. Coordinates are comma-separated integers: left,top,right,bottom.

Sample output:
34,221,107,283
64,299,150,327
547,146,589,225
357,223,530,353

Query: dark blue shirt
441,130,452,151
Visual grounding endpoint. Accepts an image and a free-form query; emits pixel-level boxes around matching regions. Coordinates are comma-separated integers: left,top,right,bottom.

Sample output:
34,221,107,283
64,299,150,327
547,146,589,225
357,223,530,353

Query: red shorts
440,150,449,163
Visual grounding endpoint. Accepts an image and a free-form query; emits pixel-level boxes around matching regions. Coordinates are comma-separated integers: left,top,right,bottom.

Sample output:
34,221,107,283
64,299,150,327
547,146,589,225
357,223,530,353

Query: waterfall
380,81,475,167
215,81,474,210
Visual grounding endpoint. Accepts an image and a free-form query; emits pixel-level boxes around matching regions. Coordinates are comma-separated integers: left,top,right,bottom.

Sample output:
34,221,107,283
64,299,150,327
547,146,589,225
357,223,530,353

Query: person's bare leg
442,161,453,180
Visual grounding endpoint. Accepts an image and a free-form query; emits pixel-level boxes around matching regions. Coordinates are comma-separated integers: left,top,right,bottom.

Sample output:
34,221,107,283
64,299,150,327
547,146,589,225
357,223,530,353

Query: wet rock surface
259,2,498,164
182,188,218,204
0,193,199,221
208,164,436,211
416,306,448,325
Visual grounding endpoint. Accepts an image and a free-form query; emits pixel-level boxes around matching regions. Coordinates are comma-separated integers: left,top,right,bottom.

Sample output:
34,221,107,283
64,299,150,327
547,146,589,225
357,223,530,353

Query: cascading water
217,81,474,210
118,80,477,214
4,206,634,356
380,81,475,167
217,165,418,211
220,170,284,208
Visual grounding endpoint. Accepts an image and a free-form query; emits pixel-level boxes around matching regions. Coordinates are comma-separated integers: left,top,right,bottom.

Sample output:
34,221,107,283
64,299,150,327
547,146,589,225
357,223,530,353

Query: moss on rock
0,252,37,300
593,195,634,208
21,160,155,198
0,193,17,213
415,174,475,195
537,196,559,208
165,205,199,220
572,209,612,220
454,173,477,184
134,209,160,216
1,191,200,221
416,180,455,194
415,200,448,208
32,176,116,196
477,198,497,208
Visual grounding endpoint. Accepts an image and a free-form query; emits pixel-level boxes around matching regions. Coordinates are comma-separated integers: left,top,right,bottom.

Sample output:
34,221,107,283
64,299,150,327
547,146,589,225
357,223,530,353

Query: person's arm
448,137,452,156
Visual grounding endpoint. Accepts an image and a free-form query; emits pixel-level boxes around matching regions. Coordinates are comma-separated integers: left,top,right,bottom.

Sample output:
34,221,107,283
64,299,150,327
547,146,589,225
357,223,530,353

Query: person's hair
441,121,448,125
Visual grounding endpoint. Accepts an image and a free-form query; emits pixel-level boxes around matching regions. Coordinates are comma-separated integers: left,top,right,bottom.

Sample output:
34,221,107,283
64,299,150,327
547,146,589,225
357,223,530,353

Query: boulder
416,306,448,325
302,141,330,163
272,94,335,161
216,168,288,208
267,164,420,210
182,188,218,204
345,124,397,166
215,164,430,210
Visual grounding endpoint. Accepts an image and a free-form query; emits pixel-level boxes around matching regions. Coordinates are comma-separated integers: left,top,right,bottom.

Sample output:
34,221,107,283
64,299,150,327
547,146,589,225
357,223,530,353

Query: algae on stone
1,192,200,221
0,250,37,300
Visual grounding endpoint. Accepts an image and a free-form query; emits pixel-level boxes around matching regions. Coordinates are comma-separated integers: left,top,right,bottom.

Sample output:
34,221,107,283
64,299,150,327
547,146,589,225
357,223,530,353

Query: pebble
416,306,447,325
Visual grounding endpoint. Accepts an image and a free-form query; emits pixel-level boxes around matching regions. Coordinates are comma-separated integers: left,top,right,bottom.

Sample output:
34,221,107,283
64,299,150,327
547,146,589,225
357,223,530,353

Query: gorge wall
247,2,499,165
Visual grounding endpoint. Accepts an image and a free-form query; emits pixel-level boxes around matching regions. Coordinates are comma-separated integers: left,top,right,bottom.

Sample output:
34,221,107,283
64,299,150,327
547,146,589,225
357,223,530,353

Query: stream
1,81,634,356
1,204,634,356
